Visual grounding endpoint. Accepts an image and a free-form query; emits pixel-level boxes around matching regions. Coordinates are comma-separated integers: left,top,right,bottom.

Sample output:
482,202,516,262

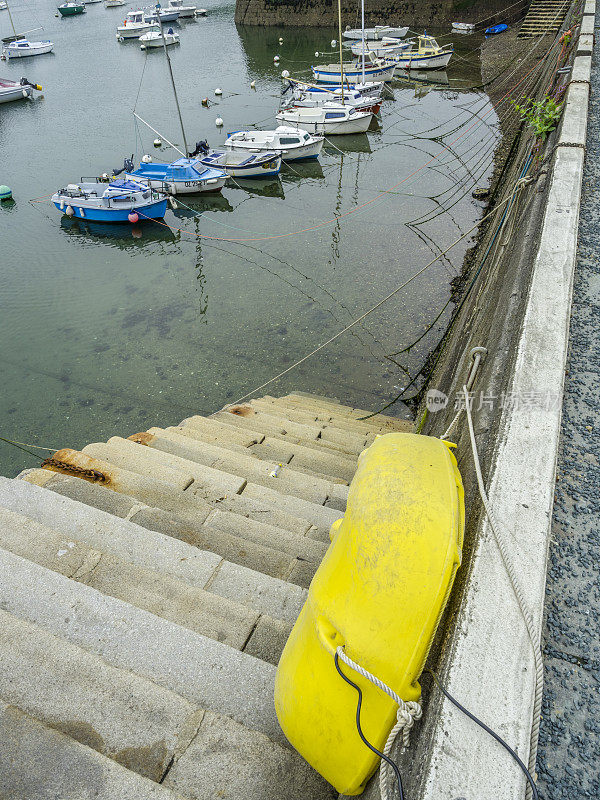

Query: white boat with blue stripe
312,54,396,83
2,39,54,58
51,178,168,222
188,142,282,178
224,126,324,162
125,156,227,194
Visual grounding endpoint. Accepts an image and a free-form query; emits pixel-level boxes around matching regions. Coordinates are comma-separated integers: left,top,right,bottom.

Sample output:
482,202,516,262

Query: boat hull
312,63,395,83
144,10,179,22
276,113,372,135
392,50,453,70
58,6,85,15
225,139,323,162
0,84,31,103
125,174,226,195
343,25,408,40
52,197,168,222
140,32,179,48
4,41,54,58
197,154,282,179
117,22,159,37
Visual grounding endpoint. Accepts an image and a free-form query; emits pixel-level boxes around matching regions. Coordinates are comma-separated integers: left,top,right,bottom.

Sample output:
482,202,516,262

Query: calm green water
0,0,497,476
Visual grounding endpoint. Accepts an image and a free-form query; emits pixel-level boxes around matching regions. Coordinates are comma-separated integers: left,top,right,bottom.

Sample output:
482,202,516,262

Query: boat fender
153,138,162,147
250,81,256,89
59,198,64,210
79,207,85,218
65,205,74,216
279,37,284,44
315,51,319,57
331,39,337,47
128,211,139,223
273,55,280,62
22,88,28,97
168,196,177,209
274,432,464,795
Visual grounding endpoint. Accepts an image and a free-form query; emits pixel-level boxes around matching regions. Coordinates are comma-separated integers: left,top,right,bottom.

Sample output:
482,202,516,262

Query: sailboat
125,5,227,194
0,0,53,57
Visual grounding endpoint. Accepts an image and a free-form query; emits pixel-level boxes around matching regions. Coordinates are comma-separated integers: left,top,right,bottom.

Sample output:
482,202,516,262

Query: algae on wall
235,0,526,28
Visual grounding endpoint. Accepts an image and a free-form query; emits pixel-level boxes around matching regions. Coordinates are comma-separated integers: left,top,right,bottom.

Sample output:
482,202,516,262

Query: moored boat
452,21,475,32
104,0,126,6
350,36,411,57
391,34,453,70
0,75,41,103
143,6,180,22
343,24,408,40
312,54,396,84
117,11,159,38
139,28,179,48
57,3,86,16
165,0,196,17
191,145,283,179
285,77,384,99
51,178,168,222
276,103,373,135
224,126,324,161
2,39,54,58
283,84,381,114
485,23,508,35
125,157,227,194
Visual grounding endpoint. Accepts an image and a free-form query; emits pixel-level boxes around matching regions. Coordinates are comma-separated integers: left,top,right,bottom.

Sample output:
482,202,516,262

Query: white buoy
153,138,162,147
331,39,337,47
278,37,283,44
101,173,109,181
214,87,222,95
281,70,290,78
215,116,223,126
315,51,319,57
250,80,256,89
22,88,28,97
142,154,152,163
273,55,280,62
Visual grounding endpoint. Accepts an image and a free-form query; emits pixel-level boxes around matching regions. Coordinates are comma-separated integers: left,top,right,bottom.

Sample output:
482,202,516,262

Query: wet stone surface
536,39,600,800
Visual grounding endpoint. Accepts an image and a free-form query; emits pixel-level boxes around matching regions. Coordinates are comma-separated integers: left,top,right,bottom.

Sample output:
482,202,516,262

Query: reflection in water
227,177,285,198
59,216,177,248
172,193,235,218
323,135,372,155
280,159,325,182
394,69,450,89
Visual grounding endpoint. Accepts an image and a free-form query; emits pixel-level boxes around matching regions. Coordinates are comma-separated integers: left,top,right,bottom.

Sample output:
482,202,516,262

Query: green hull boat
57,3,86,15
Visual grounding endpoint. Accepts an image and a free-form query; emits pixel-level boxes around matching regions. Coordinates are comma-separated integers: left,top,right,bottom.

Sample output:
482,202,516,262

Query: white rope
336,647,422,800
458,386,543,798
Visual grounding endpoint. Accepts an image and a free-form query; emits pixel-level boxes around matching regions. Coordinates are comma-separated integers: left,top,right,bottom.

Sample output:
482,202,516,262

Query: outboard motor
113,155,135,176
189,140,209,158
20,77,42,90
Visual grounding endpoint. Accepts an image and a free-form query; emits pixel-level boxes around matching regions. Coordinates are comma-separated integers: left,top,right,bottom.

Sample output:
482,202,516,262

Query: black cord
424,669,539,800
334,652,404,800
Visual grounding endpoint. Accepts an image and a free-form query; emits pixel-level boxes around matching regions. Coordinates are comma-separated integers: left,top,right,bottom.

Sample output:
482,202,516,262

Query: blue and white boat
485,23,507,35
2,39,54,58
51,178,168,222
126,156,227,194
312,54,396,84
188,142,282,178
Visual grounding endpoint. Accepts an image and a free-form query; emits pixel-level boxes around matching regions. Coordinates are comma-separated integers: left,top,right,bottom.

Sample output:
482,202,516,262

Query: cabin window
279,137,300,144
325,112,345,120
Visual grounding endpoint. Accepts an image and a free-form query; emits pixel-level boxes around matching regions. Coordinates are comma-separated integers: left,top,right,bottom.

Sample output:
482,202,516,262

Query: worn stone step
83,439,247,496
146,426,350,486
0,608,202,782
263,394,414,433
4,476,308,618
0,507,291,663
0,700,186,800
178,415,266,447
0,549,285,745
178,414,362,460
237,480,345,525
125,431,349,508
162,707,336,800
249,435,358,483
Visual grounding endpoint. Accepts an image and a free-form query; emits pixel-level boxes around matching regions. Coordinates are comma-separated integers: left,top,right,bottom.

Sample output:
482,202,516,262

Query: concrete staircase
0,392,412,800
517,0,572,37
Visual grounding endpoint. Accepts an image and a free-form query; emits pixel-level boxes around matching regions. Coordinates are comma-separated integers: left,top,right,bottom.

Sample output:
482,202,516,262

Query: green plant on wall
511,96,563,139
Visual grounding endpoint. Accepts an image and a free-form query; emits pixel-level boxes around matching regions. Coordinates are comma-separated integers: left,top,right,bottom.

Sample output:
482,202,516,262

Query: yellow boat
274,432,464,795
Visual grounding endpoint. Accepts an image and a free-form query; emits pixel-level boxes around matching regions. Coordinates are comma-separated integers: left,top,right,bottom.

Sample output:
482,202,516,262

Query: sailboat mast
156,4,189,156
337,0,344,101
5,0,18,40
360,0,365,84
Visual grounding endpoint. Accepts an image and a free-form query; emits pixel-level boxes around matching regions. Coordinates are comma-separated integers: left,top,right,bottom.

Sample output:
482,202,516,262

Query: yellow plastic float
274,432,464,795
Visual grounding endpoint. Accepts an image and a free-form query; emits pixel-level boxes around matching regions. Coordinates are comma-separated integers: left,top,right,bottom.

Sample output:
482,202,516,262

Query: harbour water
0,0,497,476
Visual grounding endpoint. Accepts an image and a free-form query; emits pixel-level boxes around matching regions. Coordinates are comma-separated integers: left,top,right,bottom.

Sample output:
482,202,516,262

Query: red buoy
128,211,139,223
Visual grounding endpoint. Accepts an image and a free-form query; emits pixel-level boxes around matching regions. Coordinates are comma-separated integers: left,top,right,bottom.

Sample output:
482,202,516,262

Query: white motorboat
105,0,125,6
143,6,179,22
284,85,381,114
125,157,227,195
452,22,475,32
286,78,384,100
343,25,408,40
350,36,411,57
312,54,396,83
224,126,323,161
116,11,159,38
139,28,179,48
165,0,196,17
277,104,373,135
190,144,282,178
2,39,53,58
0,3,7,10
0,75,41,103
391,34,453,70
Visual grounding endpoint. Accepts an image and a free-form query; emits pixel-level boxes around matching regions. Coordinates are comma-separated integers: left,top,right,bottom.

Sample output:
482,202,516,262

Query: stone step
145,426,350,486
0,700,186,800
249,435,358,483
0,548,286,745
0,608,203,782
265,393,414,432
25,458,318,586
0,507,290,664
3,476,307,621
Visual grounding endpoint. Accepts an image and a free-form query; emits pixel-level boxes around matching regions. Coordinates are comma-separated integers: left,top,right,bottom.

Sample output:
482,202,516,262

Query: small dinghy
0,75,41,103
57,2,86,15
350,36,411,57
117,11,159,38
485,23,508,35
52,178,168,222
277,103,373,135
125,156,227,194
190,143,282,178
452,22,475,32
139,28,179,48
2,39,54,58
224,126,324,161
165,0,196,17
392,33,453,70
343,24,408,40
143,6,180,22
312,53,396,84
